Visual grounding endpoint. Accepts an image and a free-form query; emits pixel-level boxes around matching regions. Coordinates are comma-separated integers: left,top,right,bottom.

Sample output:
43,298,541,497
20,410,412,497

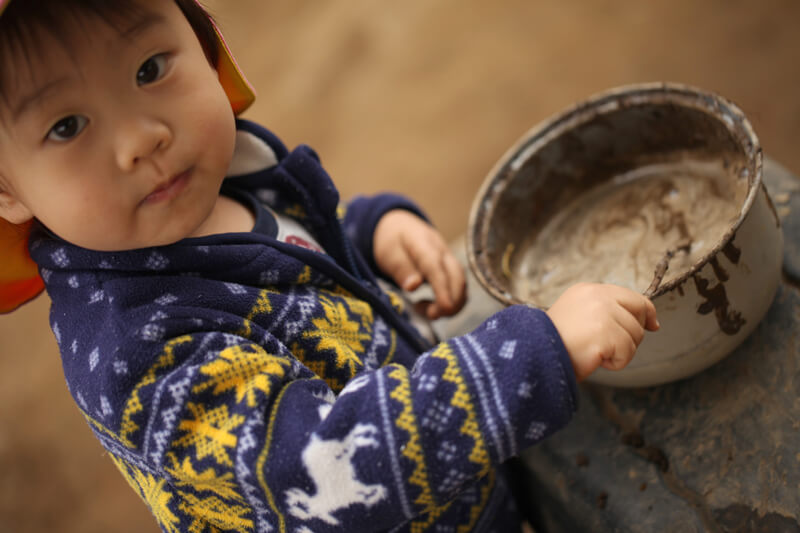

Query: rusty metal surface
467,83,760,307
465,86,789,388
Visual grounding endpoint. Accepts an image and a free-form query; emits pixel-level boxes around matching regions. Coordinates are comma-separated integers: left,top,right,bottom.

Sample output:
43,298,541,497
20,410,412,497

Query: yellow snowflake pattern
173,403,245,467
332,286,374,324
303,294,371,375
165,453,243,502
293,341,344,391
192,344,291,407
110,455,182,533
238,289,273,339
178,492,254,533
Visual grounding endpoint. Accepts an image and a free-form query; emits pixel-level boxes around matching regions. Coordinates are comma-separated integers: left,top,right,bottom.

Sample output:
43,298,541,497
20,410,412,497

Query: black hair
0,0,219,103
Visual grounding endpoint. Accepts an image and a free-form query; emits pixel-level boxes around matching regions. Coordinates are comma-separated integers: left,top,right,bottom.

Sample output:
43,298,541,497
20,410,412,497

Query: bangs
0,0,218,107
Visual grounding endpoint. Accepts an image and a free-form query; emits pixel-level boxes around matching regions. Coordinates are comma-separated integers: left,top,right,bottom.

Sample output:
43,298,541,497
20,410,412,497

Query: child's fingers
413,300,435,319
600,336,637,371
402,233,454,310
615,289,660,332
400,271,423,292
380,242,422,291
610,303,646,347
644,299,659,331
423,256,453,313
443,252,467,313
603,318,639,370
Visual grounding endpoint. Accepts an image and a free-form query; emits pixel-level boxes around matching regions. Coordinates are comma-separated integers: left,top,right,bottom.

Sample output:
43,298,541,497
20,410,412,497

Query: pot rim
467,82,764,306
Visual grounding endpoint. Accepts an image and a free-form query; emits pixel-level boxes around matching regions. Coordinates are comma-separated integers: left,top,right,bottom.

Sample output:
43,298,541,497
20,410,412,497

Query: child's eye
47,115,88,142
137,54,169,86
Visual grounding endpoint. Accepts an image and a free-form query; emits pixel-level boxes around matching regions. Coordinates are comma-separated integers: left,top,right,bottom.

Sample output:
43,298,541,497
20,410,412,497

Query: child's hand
373,210,467,319
546,283,659,382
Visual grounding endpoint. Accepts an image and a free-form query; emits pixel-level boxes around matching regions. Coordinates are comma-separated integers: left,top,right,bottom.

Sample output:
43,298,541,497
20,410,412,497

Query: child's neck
188,195,255,238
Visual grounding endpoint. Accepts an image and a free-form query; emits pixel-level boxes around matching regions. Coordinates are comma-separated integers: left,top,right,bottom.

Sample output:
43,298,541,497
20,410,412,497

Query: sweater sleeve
342,193,430,277
99,303,576,532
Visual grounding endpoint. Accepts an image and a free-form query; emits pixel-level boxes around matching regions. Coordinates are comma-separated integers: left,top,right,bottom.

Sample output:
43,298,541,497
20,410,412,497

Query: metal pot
467,83,783,387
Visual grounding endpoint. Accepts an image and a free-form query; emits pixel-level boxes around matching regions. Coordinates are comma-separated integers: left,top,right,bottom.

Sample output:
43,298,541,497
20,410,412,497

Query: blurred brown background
1,0,799,531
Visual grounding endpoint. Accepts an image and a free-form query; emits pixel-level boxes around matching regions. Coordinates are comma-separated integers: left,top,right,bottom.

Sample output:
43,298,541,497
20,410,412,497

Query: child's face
0,0,237,251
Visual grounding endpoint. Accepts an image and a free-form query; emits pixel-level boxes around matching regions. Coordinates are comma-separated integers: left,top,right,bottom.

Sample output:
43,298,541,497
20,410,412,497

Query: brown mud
510,160,747,307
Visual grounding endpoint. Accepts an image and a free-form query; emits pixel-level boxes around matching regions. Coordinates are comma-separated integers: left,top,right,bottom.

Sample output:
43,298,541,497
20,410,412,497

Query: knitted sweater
31,119,578,533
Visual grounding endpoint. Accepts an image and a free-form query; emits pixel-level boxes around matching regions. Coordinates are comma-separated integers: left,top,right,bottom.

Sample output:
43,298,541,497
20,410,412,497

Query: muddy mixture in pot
510,159,748,307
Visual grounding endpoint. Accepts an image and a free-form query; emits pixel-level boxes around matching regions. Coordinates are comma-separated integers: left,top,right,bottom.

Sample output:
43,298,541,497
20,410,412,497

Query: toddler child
0,1,658,531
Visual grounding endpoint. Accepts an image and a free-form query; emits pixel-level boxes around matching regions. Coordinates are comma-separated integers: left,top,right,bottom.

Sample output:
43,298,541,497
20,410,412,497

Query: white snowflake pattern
113,360,129,375
223,333,242,347
225,282,248,295
259,270,280,285
89,348,100,371
421,401,453,433
438,468,468,496
517,381,536,399
89,290,105,304
100,396,113,418
436,441,458,462
51,248,70,267
76,391,88,410
417,374,438,392
498,340,517,360
286,295,316,336
155,294,178,306
144,252,169,270
140,324,166,342
526,421,548,441
149,311,169,322
68,276,80,288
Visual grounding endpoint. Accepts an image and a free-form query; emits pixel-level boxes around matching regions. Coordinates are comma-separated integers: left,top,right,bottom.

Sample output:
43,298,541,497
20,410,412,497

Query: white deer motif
285,423,387,525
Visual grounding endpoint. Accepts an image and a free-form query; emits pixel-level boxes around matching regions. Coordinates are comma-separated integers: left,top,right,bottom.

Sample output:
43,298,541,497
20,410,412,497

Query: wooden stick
644,240,691,298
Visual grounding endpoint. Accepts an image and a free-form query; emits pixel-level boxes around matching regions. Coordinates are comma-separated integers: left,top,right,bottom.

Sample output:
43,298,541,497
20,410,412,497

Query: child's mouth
143,169,192,204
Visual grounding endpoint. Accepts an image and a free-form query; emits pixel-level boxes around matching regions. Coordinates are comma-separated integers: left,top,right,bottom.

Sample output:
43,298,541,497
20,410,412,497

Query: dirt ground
1,1,799,531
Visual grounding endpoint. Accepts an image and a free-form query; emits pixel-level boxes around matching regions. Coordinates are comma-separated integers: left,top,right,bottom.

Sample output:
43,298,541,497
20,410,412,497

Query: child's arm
373,209,466,319
546,282,659,381
98,301,579,531
83,284,654,531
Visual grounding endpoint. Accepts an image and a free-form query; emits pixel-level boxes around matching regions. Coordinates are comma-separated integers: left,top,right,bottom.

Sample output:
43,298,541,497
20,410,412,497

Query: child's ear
0,185,33,225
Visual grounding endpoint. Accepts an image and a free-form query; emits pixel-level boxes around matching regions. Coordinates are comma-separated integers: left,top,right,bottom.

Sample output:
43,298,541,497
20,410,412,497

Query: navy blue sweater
31,119,577,533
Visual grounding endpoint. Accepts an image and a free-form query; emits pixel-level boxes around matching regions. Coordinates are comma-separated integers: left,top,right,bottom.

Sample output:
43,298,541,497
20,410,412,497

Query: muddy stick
644,240,692,298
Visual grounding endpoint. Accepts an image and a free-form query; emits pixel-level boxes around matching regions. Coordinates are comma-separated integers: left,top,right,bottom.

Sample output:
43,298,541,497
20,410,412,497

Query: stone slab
521,281,800,531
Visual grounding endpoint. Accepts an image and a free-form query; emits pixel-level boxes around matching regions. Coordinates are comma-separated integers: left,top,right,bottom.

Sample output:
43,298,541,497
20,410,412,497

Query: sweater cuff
535,306,579,410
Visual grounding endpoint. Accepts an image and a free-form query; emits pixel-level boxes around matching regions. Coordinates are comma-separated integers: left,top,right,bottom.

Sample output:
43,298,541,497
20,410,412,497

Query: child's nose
115,118,173,172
